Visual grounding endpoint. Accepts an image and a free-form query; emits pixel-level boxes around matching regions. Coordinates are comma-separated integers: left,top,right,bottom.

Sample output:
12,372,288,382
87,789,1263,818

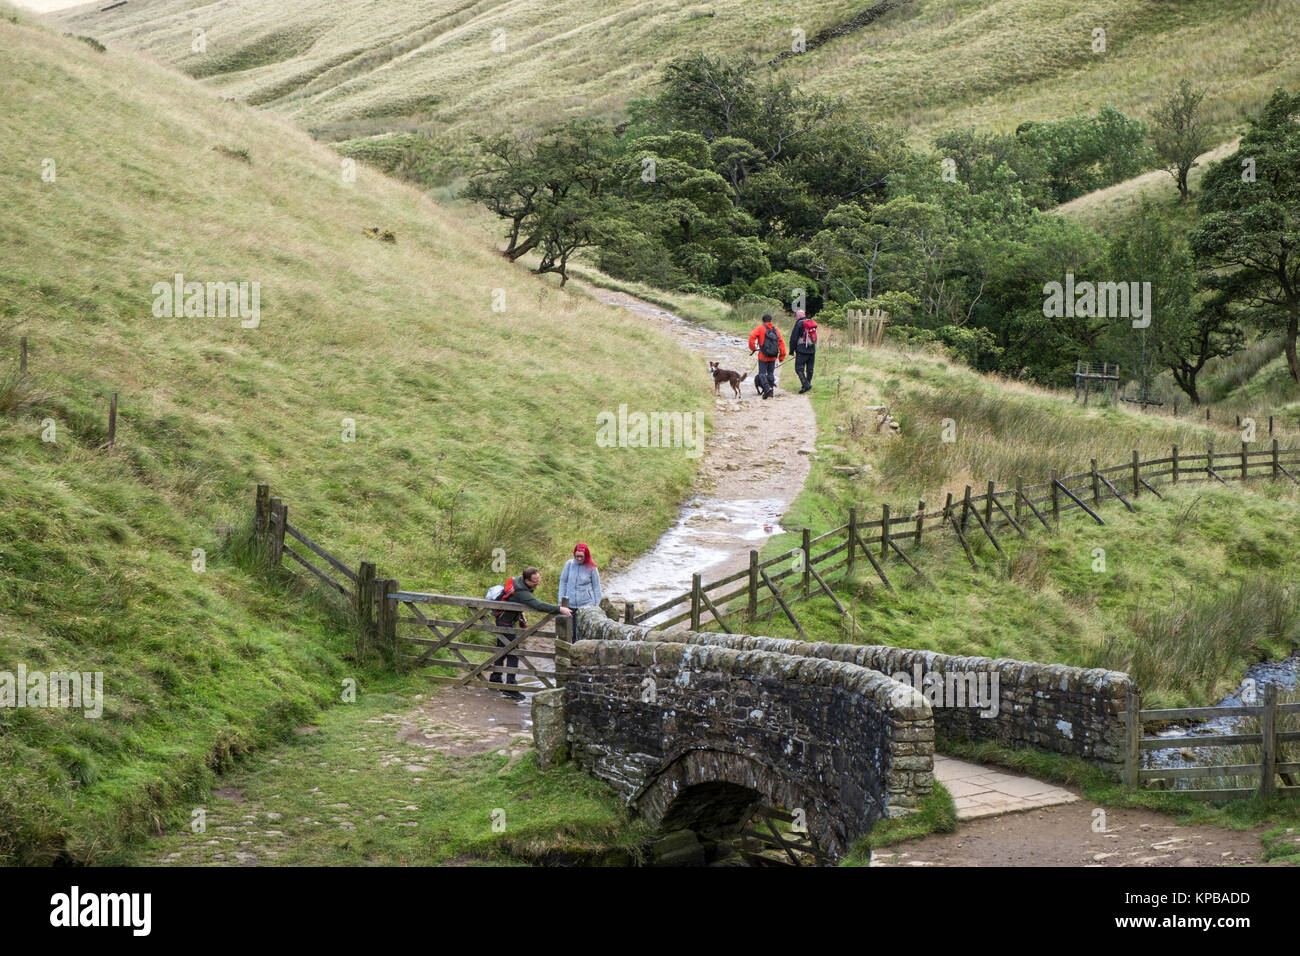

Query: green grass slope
54,0,1300,179
751,339,1300,709
0,8,705,863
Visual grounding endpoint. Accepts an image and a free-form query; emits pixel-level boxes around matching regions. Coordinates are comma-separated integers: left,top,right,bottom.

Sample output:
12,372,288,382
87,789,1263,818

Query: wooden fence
252,484,571,689
628,440,1300,635
1124,685,1300,800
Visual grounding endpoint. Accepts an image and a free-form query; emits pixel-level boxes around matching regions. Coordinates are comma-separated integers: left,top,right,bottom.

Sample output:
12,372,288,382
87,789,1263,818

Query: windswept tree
1151,80,1212,201
465,121,623,285
1190,88,1300,381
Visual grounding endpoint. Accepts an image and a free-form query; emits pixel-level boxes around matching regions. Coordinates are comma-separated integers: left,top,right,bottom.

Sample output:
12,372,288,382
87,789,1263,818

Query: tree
466,122,623,285
1151,80,1212,201
1016,107,1151,204
1190,88,1300,381
1097,205,1199,401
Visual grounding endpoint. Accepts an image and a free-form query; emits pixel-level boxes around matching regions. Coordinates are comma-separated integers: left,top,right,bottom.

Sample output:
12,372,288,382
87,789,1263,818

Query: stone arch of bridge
634,746,844,855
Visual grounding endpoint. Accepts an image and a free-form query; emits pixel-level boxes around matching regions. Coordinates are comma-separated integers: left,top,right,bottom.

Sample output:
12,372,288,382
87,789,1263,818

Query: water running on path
572,283,818,618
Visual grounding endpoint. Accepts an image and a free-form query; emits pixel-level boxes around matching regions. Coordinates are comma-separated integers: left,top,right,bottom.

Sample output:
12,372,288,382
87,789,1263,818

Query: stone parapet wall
575,607,1135,772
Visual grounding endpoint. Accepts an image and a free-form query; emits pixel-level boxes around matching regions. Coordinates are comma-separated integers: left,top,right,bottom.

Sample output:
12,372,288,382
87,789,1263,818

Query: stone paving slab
935,755,1079,820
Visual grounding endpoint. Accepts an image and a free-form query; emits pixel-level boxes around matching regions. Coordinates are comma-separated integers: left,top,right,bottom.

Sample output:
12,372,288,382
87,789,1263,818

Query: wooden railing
1124,685,1300,800
627,440,1300,633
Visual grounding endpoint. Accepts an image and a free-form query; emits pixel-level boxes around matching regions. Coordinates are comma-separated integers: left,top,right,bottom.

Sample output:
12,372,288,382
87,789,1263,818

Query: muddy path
573,282,817,618
870,800,1279,867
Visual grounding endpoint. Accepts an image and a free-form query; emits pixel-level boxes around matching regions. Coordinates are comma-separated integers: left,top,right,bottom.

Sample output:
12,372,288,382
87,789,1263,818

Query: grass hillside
751,336,1300,709
0,7,706,863
54,0,1300,181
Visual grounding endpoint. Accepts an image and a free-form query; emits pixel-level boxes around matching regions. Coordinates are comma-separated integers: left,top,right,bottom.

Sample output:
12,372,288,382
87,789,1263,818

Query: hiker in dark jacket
490,567,571,700
789,309,817,393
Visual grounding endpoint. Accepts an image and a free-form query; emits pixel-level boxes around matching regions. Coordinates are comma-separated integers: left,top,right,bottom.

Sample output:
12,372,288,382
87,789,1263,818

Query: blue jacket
558,559,602,608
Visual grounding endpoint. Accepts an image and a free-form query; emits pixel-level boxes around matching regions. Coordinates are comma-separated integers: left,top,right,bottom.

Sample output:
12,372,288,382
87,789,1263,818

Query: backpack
801,318,818,347
486,577,521,627
760,324,780,358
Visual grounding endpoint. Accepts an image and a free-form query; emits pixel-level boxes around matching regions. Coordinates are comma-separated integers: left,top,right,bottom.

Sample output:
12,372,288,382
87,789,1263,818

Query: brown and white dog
709,360,748,398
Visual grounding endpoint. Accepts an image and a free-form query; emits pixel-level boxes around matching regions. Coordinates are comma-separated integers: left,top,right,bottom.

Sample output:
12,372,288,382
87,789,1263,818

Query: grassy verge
0,15,703,864
120,675,649,866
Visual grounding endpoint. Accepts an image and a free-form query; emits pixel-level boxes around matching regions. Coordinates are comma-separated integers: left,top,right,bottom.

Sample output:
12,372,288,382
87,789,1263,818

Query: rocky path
572,282,817,617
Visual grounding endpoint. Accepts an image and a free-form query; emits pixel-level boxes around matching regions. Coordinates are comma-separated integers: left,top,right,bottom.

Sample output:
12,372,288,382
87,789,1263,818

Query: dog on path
709,361,748,398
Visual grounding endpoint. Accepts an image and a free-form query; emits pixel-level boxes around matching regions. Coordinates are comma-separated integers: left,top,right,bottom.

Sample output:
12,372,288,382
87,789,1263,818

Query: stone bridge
534,609,936,860
533,608,1135,862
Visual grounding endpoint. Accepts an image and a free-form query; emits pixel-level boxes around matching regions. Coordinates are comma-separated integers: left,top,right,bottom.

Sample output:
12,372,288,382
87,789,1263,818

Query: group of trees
467,55,1300,401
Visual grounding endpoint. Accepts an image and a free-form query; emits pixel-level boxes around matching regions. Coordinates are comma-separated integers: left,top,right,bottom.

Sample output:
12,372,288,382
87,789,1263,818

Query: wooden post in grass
1260,684,1278,798
748,551,759,622
1090,459,1101,507
984,481,994,529
268,498,286,566
1123,686,1141,789
1014,477,1023,524
19,336,27,373
1050,470,1060,528
803,528,812,597
1171,445,1179,484
1131,450,1140,498
847,508,857,578
107,392,117,447
555,601,573,685
879,506,889,565
624,601,634,624
961,485,972,532
690,573,701,631
373,577,398,667
1273,438,1280,480
355,561,375,661
254,484,270,538
1207,442,1214,479
914,500,924,547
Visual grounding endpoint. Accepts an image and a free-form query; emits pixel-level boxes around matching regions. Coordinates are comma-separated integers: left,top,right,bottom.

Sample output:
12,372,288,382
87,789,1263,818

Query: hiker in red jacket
748,314,786,400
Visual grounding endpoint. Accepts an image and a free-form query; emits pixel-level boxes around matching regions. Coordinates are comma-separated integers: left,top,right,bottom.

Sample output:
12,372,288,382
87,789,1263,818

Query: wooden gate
389,591,572,693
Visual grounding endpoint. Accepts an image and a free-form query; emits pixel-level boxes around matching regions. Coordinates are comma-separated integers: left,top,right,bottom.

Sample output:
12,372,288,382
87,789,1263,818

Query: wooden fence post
914,500,924,547
268,498,286,566
1273,438,1280,480
847,508,857,578
254,484,270,538
1260,683,1278,798
879,506,889,565
1124,686,1141,789
1014,477,1023,524
803,528,812,597
1050,470,1059,528
984,481,994,530
1207,442,1214,480
355,561,375,661
19,336,27,373
107,391,117,448
748,551,759,622
624,601,635,624
555,604,573,686
1090,459,1101,506
690,573,701,631
1241,441,1249,482
1172,445,1179,484
961,485,972,532
1131,450,1140,498
372,577,399,667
